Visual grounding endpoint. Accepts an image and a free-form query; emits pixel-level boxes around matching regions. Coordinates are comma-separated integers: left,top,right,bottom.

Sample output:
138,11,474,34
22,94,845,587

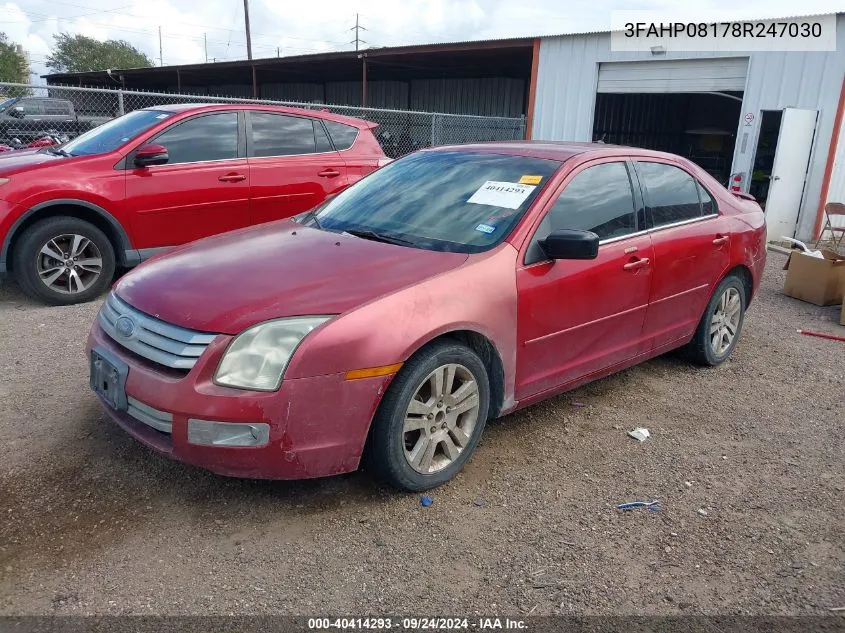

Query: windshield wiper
342,228,416,247
47,147,72,157
297,209,323,229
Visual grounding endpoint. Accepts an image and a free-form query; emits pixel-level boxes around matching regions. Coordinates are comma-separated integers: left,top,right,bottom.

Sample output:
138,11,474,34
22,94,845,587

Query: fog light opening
187,419,270,447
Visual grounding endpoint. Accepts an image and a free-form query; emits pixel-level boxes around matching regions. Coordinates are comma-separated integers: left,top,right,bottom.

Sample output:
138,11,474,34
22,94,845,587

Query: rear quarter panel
342,129,387,185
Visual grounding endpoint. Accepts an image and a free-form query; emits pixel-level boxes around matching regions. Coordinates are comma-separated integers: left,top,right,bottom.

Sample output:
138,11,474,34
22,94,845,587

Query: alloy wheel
403,363,480,474
35,233,103,295
710,287,741,356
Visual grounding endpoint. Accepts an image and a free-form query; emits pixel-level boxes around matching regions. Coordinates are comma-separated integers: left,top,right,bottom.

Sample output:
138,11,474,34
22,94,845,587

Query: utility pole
243,0,253,60
359,52,367,107
350,13,367,51
276,46,280,57
204,33,208,63
158,26,163,66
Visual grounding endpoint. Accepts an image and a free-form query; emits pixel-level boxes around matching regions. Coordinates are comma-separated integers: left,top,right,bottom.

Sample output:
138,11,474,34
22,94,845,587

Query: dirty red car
0,103,386,305
87,142,767,491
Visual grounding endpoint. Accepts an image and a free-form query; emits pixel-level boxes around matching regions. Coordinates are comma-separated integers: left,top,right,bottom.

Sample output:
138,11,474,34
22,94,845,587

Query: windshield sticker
475,223,496,234
467,181,536,210
519,175,543,185
155,113,169,119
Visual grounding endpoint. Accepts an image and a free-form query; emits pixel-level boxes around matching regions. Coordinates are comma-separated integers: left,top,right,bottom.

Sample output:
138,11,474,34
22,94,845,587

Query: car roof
430,141,685,163
142,102,377,129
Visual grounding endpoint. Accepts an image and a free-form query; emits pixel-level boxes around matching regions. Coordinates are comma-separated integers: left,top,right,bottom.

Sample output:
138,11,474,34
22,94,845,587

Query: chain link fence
0,82,525,157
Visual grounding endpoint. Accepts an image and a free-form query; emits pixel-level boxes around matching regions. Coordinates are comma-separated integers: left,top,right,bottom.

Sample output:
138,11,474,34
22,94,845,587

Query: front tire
685,274,746,366
366,341,491,491
12,216,116,305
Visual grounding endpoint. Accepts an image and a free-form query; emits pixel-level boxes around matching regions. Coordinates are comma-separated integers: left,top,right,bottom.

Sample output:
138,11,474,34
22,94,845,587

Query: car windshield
62,109,173,156
0,97,18,113
309,150,561,253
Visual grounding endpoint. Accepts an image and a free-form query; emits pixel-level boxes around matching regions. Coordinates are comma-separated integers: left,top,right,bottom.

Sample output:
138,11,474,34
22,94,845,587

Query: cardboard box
783,249,845,306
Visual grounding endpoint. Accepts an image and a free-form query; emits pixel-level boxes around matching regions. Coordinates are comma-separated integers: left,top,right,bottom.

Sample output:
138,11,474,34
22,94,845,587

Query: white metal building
530,13,845,241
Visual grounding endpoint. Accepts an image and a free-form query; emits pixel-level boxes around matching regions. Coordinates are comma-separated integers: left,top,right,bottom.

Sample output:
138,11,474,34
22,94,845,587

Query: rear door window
636,162,703,227
546,162,638,240
324,121,359,150
43,100,72,116
250,112,316,157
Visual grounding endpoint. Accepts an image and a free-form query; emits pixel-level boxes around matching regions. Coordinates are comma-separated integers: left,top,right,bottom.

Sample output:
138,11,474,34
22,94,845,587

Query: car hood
115,221,469,334
0,148,73,175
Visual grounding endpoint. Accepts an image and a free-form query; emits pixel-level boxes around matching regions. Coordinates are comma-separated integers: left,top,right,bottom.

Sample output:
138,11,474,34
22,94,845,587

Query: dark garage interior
592,92,743,185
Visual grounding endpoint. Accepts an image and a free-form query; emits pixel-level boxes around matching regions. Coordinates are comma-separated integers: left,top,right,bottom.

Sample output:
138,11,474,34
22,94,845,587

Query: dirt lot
0,251,843,616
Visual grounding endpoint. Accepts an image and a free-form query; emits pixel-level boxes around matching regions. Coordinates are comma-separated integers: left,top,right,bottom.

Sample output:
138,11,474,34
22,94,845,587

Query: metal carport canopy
596,58,749,93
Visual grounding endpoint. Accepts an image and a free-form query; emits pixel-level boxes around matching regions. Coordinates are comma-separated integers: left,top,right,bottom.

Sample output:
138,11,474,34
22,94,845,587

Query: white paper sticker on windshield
467,181,536,210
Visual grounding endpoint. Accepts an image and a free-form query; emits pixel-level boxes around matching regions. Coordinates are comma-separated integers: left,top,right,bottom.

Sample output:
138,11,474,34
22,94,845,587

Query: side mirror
8,106,25,119
540,229,599,260
134,143,169,167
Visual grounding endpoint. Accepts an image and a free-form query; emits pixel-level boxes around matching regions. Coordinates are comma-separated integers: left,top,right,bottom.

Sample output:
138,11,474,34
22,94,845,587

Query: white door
765,108,818,239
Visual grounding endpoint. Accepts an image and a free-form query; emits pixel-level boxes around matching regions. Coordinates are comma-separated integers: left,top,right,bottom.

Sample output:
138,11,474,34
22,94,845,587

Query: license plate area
90,347,128,411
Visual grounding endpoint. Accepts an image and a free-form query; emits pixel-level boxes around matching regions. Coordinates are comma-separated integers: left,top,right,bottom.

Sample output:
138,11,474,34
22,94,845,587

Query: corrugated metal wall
410,78,524,115
533,15,845,239
174,78,525,115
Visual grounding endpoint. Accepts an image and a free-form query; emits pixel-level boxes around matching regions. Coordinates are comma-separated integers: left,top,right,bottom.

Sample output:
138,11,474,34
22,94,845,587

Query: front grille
127,397,173,434
99,293,217,370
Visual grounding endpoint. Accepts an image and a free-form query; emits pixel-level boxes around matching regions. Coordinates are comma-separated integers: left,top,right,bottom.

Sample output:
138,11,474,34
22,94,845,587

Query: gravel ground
0,252,843,616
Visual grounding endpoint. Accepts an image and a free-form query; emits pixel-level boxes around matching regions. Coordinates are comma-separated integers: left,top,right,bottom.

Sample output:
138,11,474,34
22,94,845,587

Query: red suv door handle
623,257,650,271
218,173,246,183
712,234,729,246
318,169,341,178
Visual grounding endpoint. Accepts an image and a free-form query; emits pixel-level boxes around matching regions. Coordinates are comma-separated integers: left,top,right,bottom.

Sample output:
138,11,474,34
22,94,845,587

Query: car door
515,159,654,400
125,111,251,249
635,160,732,349
246,111,348,225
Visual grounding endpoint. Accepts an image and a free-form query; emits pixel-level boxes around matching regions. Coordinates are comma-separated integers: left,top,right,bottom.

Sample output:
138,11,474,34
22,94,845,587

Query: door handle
623,257,650,271
218,173,246,183
318,169,341,178
712,235,730,246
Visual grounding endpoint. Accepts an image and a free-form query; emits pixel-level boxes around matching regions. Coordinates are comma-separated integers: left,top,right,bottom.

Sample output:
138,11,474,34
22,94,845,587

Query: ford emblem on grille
115,315,136,338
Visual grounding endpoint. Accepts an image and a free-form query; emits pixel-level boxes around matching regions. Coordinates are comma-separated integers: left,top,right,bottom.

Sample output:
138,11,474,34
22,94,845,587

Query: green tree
0,32,29,86
46,33,153,73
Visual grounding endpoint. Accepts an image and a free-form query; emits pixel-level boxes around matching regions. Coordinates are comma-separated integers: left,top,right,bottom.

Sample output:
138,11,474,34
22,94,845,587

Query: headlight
0,178,10,186
214,316,332,391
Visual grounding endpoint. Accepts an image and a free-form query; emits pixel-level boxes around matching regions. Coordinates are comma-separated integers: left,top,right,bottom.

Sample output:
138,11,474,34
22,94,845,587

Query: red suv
0,103,387,304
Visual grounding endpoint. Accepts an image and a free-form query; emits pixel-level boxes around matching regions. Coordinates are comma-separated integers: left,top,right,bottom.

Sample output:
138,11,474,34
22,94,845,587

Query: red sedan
87,142,767,491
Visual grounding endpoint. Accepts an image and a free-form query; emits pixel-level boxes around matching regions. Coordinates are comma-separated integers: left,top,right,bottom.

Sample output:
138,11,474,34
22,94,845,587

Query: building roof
43,37,535,88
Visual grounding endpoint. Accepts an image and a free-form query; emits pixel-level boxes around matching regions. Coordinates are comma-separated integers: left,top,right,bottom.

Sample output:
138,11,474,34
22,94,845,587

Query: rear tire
365,341,490,491
12,216,115,305
685,274,746,366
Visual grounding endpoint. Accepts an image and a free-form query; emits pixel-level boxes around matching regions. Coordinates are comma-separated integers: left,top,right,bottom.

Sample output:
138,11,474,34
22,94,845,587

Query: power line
0,4,352,47
0,9,325,54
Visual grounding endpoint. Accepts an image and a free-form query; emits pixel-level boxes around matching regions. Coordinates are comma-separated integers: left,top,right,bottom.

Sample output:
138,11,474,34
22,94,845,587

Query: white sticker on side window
467,181,536,210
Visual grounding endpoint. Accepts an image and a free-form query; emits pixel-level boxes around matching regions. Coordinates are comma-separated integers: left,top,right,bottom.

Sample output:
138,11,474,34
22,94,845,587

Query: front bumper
87,322,392,479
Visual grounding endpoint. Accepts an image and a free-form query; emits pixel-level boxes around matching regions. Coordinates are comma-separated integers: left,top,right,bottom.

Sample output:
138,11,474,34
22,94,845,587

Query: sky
1,0,843,81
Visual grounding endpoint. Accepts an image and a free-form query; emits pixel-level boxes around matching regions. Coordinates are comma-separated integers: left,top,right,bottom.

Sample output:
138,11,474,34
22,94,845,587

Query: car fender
285,244,521,411
0,198,135,270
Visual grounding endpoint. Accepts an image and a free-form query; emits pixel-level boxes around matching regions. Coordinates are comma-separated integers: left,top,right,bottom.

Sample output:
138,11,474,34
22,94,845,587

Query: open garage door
597,58,748,94
593,58,749,185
